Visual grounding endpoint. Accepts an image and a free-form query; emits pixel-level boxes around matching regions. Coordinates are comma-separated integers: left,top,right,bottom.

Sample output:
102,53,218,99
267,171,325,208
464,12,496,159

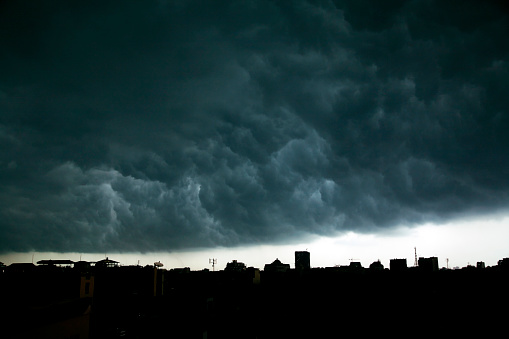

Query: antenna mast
414,247,418,267
209,258,217,271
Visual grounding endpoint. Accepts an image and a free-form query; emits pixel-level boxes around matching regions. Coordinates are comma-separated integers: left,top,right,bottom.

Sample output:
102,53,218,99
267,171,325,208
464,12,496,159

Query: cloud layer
1,0,508,252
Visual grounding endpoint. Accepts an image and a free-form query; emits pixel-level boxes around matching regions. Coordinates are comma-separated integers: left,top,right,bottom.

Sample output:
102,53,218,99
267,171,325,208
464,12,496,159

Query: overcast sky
1,0,508,266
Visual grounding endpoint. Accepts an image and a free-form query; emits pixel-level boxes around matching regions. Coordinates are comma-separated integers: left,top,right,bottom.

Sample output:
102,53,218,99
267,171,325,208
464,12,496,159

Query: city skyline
2,214,507,271
1,1,509,268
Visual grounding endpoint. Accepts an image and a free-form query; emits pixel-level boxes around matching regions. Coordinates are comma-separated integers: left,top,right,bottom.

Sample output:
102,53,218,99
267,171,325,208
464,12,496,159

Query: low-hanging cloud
0,0,508,253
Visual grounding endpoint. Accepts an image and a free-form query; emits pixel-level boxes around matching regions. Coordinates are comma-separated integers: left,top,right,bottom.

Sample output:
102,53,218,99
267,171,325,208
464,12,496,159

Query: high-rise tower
295,251,310,270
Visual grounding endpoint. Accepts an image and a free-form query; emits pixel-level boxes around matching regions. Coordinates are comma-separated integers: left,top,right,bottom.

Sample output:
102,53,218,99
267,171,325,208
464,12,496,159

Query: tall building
418,257,439,272
295,251,310,270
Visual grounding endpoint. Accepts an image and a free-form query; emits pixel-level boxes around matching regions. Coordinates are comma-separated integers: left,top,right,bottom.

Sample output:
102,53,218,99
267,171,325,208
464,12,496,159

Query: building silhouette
498,258,509,269
390,258,408,271
95,257,119,268
369,260,384,271
224,259,247,272
264,258,290,273
295,251,310,270
418,256,439,272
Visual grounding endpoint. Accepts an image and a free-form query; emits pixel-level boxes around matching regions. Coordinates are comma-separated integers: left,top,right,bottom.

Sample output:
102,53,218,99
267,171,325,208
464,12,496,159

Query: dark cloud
1,0,508,253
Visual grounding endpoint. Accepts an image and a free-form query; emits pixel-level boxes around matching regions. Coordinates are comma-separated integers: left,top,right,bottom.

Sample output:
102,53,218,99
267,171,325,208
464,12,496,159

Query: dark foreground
2,264,508,338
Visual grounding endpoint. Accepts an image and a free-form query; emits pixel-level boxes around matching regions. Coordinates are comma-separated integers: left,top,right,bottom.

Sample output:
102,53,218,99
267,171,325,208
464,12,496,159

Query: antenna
414,247,418,267
209,258,217,271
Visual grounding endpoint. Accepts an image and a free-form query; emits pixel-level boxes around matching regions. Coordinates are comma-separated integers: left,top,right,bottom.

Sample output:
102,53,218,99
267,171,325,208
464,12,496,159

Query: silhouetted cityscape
1,251,508,338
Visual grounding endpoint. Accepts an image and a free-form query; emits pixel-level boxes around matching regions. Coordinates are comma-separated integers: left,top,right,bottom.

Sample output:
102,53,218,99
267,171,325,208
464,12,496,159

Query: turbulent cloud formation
1,0,508,253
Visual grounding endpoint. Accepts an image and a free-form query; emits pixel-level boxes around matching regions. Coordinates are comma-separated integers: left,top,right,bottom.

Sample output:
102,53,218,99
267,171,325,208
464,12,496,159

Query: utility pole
209,258,217,272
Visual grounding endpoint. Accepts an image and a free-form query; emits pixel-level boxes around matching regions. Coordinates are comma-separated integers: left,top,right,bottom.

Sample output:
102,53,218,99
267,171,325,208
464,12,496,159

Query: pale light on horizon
1,214,508,270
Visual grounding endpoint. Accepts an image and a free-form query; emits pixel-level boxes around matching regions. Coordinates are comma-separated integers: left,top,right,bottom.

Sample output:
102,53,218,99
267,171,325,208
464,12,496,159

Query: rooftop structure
369,260,384,271
37,259,75,267
95,257,119,268
264,258,290,273
225,260,247,272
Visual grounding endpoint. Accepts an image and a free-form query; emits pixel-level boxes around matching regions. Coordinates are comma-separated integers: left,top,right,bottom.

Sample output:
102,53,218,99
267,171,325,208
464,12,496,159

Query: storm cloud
1,0,508,253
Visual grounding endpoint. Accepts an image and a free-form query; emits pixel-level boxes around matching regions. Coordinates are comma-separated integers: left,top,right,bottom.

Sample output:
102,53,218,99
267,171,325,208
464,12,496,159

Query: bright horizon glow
1,214,508,270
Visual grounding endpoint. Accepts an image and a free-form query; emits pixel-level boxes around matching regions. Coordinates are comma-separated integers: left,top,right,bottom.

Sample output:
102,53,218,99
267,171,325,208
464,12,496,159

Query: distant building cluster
3,251,506,275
